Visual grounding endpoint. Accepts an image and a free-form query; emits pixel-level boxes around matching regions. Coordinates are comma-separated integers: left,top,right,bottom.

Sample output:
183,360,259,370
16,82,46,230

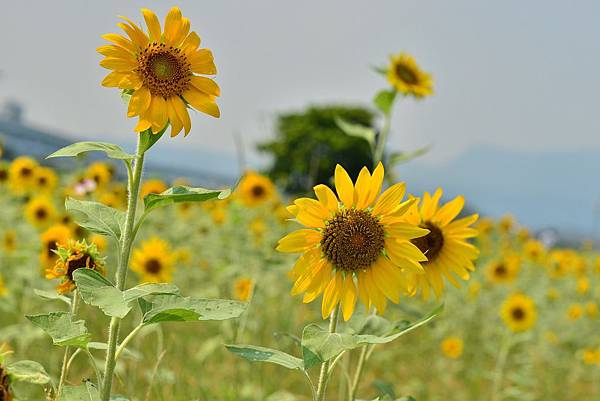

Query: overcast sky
1,0,600,168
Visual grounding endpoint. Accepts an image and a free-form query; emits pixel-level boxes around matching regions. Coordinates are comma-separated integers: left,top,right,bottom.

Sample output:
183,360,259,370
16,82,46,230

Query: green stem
373,111,392,166
491,333,513,401
100,136,146,401
115,323,144,361
56,290,81,400
348,344,369,401
315,305,340,401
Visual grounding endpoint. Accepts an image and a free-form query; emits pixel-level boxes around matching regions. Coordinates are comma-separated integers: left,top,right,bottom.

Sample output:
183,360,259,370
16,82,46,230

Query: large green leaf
33,289,71,306
47,141,134,161
373,89,397,115
122,283,180,302
334,117,376,147
139,127,167,153
140,294,247,325
225,344,304,370
26,312,91,348
143,186,231,213
6,360,50,384
60,382,100,401
73,270,130,319
65,198,125,240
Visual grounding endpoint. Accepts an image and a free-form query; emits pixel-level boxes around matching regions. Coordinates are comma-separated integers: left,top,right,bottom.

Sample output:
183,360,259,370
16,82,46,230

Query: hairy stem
55,290,81,400
315,305,340,401
100,136,146,401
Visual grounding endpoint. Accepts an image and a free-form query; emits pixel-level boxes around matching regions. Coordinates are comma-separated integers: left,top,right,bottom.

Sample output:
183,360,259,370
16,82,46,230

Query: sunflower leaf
123,283,181,303
73,269,131,319
225,344,305,371
47,141,134,161
387,146,431,168
26,312,91,348
6,360,51,384
373,89,397,115
139,126,168,153
59,381,101,401
334,117,376,147
65,197,125,240
33,289,72,306
143,186,230,213
140,294,247,325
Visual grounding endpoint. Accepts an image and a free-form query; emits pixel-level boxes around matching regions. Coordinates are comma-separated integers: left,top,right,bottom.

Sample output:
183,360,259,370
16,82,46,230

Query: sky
1,1,600,231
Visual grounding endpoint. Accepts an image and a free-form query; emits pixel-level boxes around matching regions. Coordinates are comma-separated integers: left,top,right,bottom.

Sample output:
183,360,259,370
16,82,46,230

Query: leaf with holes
65,198,125,240
225,344,304,370
26,312,91,348
143,186,231,213
47,141,134,161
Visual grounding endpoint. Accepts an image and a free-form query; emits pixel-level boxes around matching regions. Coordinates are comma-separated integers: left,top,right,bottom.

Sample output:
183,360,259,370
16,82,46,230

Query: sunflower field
0,6,599,401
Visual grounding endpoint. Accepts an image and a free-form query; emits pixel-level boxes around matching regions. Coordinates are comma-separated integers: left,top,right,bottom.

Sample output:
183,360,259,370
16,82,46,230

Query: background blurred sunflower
8,156,38,195
131,237,175,283
39,224,73,269
387,52,433,98
24,196,56,228
236,171,277,207
485,254,520,284
501,293,537,332
33,166,58,194
277,163,429,321
85,162,114,188
140,178,168,198
99,6,220,137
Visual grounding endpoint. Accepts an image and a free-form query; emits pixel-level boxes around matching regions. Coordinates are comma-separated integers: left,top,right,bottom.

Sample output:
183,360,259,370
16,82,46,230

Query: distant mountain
397,145,600,237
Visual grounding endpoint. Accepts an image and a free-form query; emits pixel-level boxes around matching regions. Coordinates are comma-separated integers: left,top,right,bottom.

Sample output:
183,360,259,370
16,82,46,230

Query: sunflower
2,230,16,253
45,240,105,294
24,196,57,228
233,278,254,302
386,53,433,98
0,275,7,298
440,336,463,359
403,189,479,299
140,178,168,198
8,156,38,195
0,363,12,401
500,293,537,332
485,254,520,284
40,224,73,269
585,302,599,318
523,238,545,262
567,303,584,321
99,7,220,137
98,191,124,210
131,237,175,283
88,234,108,253
277,163,429,321
237,171,277,207
33,166,58,193
85,162,114,188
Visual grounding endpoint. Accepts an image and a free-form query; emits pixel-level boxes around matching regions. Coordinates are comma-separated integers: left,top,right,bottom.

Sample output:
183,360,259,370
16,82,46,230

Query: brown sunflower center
35,207,48,220
412,222,444,261
20,167,32,178
144,258,162,274
394,63,419,85
511,307,525,321
494,264,507,277
321,209,385,271
0,169,7,182
137,42,191,98
251,184,266,198
66,254,94,281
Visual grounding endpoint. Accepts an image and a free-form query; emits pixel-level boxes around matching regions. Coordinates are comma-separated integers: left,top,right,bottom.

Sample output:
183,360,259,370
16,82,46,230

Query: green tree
258,105,374,194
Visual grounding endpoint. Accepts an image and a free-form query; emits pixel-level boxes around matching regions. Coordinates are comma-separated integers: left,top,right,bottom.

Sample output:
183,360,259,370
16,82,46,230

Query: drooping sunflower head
440,336,464,359
500,293,537,333
140,178,168,198
404,189,479,299
485,254,520,284
85,162,114,188
233,278,255,302
236,171,277,207
277,163,431,321
40,224,73,269
45,239,106,294
99,7,220,137
8,156,39,195
387,52,433,99
24,196,57,228
131,237,175,283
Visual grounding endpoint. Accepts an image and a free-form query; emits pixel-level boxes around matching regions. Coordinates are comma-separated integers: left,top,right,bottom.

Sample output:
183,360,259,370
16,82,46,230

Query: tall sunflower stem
100,136,146,401
491,332,513,401
373,110,392,166
315,305,340,401
56,290,81,401
348,344,369,401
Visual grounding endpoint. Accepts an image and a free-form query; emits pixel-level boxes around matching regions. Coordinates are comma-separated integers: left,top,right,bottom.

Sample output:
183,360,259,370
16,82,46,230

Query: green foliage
26,312,91,348
47,142,134,161
373,89,397,115
225,345,304,370
73,270,131,319
143,186,231,213
138,295,247,325
33,289,71,306
5,360,50,384
65,198,125,240
139,128,166,153
258,105,375,194
60,382,101,401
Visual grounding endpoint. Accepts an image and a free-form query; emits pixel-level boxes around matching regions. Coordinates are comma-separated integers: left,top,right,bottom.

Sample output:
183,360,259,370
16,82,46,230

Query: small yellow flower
498,215,515,234
174,247,192,266
210,206,227,225
485,254,520,284
140,178,168,198
98,191,124,210
500,293,537,332
523,239,545,262
45,239,106,294
440,336,463,359
86,162,114,188
567,303,584,321
234,278,254,302
8,156,38,195
576,277,590,295
582,348,600,365
386,52,433,98
24,196,57,228
99,7,220,136
585,302,599,318
131,237,175,283
33,166,58,193
236,171,277,207
476,217,494,236
2,230,16,253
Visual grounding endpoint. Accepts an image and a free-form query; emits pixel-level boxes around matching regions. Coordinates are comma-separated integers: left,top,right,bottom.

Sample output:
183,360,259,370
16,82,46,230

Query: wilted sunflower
40,224,73,269
440,336,463,359
404,189,479,299
486,254,520,284
131,237,175,283
501,293,537,332
85,162,114,188
99,7,220,136
24,196,57,228
387,53,433,98
140,178,168,198
0,363,12,401
46,240,105,294
277,163,429,321
8,156,38,195
233,278,254,302
33,166,58,193
237,171,277,207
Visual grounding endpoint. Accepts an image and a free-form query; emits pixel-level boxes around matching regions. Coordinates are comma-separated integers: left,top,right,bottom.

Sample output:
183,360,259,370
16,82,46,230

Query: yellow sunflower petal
127,87,151,117
101,33,135,52
334,164,354,207
163,7,183,45
321,272,343,319
340,275,357,321
99,57,138,71
434,196,464,226
313,184,339,212
189,49,217,75
141,8,162,42
182,32,201,53
421,189,443,221
386,222,430,240
365,162,384,206
191,76,221,97
171,97,191,136
183,89,220,118
276,229,321,253
148,96,168,133
372,182,406,217
354,167,372,209
166,98,184,137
